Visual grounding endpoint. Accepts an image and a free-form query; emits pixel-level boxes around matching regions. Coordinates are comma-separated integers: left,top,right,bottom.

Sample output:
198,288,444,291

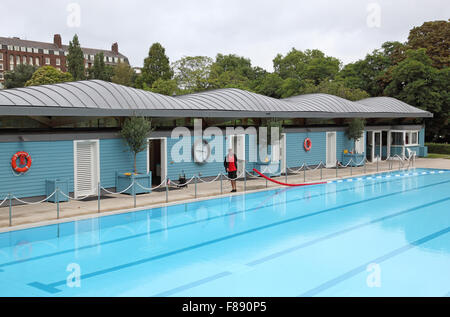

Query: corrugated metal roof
0,80,433,118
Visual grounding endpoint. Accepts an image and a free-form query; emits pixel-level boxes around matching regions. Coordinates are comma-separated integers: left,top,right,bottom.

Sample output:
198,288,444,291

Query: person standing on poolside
224,148,238,192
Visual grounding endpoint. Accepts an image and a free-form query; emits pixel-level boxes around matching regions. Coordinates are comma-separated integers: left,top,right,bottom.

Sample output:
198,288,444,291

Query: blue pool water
0,168,449,297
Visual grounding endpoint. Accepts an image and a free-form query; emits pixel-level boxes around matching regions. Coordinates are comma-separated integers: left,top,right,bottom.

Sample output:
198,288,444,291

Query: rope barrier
0,196,8,207
101,181,135,195
57,190,92,201
12,190,56,205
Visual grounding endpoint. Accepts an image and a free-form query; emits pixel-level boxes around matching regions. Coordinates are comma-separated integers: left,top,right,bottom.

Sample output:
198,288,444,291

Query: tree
346,118,365,151
149,78,178,96
112,62,135,86
273,49,341,84
252,73,284,98
407,20,449,68
88,52,113,81
67,34,85,80
120,117,152,174
4,64,38,88
383,48,446,140
300,80,370,101
173,56,212,93
208,54,255,90
140,43,173,88
25,66,73,86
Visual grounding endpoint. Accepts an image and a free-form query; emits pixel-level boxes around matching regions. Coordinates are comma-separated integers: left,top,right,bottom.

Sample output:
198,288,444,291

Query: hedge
425,143,450,154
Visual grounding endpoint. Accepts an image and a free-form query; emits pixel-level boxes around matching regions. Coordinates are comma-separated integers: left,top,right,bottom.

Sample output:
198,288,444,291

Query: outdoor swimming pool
0,168,449,297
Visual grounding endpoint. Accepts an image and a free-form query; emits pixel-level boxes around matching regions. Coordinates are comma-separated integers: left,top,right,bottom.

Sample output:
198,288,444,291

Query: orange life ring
304,138,312,151
11,151,32,173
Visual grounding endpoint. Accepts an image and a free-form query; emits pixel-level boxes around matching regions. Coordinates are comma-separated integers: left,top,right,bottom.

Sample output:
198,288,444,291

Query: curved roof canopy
0,80,432,118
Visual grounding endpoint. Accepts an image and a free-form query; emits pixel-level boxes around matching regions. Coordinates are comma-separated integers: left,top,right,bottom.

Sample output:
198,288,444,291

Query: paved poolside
1,158,449,231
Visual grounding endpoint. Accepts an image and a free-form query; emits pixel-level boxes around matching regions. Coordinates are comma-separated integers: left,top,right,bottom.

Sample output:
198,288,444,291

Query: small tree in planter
346,118,365,153
120,117,153,174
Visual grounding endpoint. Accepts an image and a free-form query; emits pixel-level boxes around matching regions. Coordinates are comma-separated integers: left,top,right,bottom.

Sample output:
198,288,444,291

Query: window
35,57,40,66
391,132,403,146
120,58,124,63
406,131,418,146
9,55,14,64
0,52,2,60
33,48,39,53
20,46,26,52
16,55,20,65
43,49,49,54
45,57,50,65
27,47,32,53
29,57,33,65
14,46,19,51
0,73,3,80
22,56,27,64
90,55,94,61
0,64,3,70
54,51,60,56
56,58,61,66
7,45,13,50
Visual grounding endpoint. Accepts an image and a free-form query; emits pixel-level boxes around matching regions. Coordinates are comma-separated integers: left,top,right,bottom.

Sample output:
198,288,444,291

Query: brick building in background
0,34,129,88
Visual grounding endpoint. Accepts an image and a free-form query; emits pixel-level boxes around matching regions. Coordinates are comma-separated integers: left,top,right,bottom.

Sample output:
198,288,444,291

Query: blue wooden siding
0,138,145,198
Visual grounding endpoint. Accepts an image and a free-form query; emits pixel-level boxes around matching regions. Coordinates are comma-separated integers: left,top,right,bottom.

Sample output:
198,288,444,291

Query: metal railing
0,155,416,227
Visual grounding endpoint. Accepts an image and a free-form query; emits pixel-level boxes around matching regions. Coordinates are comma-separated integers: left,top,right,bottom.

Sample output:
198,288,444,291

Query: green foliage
300,80,370,101
346,118,365,141
88,52,113,81
111,62,135,86
173,56,212,93
141,43,173,88
4,64,38,88
120,117,153,173
407,20,449,68
425,143,450,154
25,66,73,87
67,34,85,81
273,49,341,84
149,78,178,96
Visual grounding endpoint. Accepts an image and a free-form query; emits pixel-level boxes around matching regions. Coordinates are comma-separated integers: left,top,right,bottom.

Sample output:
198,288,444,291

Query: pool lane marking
152,271,233,297
112,196,450,298
0,173,429,270
299,226,450,297
27,179,450,294
247,196,450,266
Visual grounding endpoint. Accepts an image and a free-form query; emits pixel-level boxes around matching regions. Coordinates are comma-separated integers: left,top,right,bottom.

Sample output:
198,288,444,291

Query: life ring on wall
304,138,312,151
11,151,32,173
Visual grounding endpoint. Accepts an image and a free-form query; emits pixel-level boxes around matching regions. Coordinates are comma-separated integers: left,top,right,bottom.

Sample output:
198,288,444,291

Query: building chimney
111,42,119,55
54,34,62,48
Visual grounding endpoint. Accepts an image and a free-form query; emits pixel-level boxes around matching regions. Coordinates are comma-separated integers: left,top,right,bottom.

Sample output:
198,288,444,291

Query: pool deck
1,158,449,232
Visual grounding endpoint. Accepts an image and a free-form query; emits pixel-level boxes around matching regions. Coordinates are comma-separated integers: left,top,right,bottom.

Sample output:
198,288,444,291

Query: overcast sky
1,0,449,70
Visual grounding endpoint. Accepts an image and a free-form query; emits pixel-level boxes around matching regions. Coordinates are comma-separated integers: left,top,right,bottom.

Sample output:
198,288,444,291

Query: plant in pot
345,118,365,166
116,117,154,194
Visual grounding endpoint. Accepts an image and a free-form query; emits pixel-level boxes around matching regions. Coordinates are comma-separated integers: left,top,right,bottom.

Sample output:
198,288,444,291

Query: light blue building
0,80,431,199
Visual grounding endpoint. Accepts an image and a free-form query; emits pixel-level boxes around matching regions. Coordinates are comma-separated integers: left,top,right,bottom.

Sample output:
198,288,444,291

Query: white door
373,131,382,162
326,132,337,167
355,132,365,154
74,140,100,198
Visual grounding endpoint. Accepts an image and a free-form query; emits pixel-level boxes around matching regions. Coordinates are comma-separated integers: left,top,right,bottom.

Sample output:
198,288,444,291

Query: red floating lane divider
252,168,327,187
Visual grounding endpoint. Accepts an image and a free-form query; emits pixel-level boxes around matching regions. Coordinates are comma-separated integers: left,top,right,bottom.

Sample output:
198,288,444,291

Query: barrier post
195,175,198,198
244,170,247,192
320,163,323,180
303,165,306,182
336,160,338,178
350,162,353,176
132,175,136,208
220,174,223,194
285,168,288,183
165,179,169,203
364,160,367,174
56,187,60,219
266,177,268,188
8,193,12,227
376,157,379,172
97,181,101,213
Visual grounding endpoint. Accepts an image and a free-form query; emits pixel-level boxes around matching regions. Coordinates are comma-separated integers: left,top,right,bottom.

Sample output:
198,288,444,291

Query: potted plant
116,117,153,194
344,118,365,166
